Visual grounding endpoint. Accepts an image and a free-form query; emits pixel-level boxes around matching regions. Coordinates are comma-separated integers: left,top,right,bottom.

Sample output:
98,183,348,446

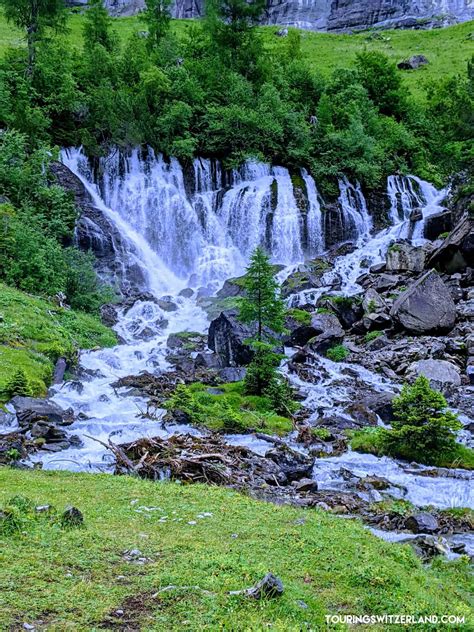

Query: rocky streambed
1,154,473,563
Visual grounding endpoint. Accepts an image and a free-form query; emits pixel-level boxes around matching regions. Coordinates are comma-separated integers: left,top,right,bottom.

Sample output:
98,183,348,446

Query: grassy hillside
0,284,116,400
0,12,472,99
0,468,472,630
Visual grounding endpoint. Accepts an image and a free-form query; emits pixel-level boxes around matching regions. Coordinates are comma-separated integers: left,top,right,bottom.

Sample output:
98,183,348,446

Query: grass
286,308,311,326
0,11,472,99
351,427,474,470
0,283,117,400
325,344,349,362
0,468,472,630
167,381,294,435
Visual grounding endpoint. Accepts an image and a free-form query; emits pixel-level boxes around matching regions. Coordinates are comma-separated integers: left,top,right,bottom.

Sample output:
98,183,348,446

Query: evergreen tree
385,376,462,462
238,246,285,342
141,0,172,49
0,0,66,75
2,369,32,400
83,0,117,52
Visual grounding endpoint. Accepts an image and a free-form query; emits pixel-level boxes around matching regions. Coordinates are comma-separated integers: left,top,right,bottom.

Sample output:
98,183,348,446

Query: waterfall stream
3,148,473,530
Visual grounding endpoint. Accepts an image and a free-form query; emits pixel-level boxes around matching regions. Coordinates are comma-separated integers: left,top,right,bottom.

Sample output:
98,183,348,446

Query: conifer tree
141,0,172,49
83,0,117,52
2,369,32,400
238,246,285,343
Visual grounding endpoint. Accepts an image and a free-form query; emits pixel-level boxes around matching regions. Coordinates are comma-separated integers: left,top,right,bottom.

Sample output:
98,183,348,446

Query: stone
61,506,84,527
265,446,314,483
293,478,318,492
404,512,439,534
403,535,449,561
397,55,429,70
428,216,474,273
407,359,461,393
424,211,452,240
10,397,72,429
52,358,67,384
386,242,430,273
179,288,194,298
230,573,284,599
390,270,456,334
218,367,247,383
304,313,344,354
208,310,254,367
357,476,390,491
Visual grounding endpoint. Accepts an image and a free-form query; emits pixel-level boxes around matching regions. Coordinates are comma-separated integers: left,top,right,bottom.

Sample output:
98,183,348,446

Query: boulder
397,55,429,70
403,535,449,561
265,446,314,483
404,512,439,534
208,310,254,367
424,211,452,241
428,216,474,273
304,313,344,354
407,359,461,393
386,242,430,273
10,397,72,429
390,270,456,334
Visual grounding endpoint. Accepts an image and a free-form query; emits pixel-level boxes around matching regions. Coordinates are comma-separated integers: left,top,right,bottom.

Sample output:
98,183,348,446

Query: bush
243,342,282,396
365,331,383,343
0,369,32,400
326,345,349,362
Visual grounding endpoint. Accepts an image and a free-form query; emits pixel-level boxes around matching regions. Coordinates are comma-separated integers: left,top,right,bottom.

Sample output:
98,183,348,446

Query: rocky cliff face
67,0,474,31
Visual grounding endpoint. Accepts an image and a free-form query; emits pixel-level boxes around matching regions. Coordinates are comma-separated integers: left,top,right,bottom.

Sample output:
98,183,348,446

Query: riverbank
0,468,472,630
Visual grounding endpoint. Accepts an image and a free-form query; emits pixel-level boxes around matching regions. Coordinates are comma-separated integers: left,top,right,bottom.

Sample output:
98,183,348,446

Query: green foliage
166,380,293,435
238,247,285,342
351,377,472,468
0,282,117,401
326,345,349,362
0,369,32,400
286,308,311,325
141,0,172,49
365,330,383,343
83,0,118,52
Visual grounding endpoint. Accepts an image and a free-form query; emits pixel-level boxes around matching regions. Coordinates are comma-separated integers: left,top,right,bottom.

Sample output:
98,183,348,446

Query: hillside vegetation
1,14,473,99
0,468,472,630
0,284,116,400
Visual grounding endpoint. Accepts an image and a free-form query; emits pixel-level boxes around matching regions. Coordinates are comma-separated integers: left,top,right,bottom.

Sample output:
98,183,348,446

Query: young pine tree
385,376,462,463
2,369,32,400
141,0,173,50
238,246,285,343
83,0,117,52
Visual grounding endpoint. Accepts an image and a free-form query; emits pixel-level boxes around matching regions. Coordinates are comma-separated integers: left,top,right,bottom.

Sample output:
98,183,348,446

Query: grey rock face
208,310,254,367
390,270,456,334
385,242,431,273
67,0,474,31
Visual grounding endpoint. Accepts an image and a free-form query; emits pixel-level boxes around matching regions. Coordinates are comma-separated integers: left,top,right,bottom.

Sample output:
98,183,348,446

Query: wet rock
428,215,474,273
407,359,461,393
404,512,439,534
304,313,344,354
216,276,247,299
208,310,254,367
100,303,119,327
357,476,390,491
179,288,194,298
218,367,247,383
293,478,318,493
403,535,449,561
390,270,456,334
61,506,84,527
324,297,363,329
53,358,67,384
362,311,392,331
10,397,73,429
397,55,429,70
424,211,452,241
362,288,386,312
265,446,314,483
157,296,178,312
386,242,430,273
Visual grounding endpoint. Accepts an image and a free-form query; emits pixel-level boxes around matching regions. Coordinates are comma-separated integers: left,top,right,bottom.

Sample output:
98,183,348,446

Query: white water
3,149,473,513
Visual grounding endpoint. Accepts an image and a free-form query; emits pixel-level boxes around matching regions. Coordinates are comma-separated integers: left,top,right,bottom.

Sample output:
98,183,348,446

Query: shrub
326,345,349,362
243,342,282,396
365,331,383,343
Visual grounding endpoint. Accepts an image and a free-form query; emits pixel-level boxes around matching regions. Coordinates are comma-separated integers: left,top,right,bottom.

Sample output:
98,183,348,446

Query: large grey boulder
208,310,254,367
390,270,456,334
386,242,431,273
404,512,439,534
428,216,474,273
407,359,461,393
397,55,429,70
304,313,344,353
10,397,72,429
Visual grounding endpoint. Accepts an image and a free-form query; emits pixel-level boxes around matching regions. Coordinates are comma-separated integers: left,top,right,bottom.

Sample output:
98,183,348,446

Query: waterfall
64,148,328,293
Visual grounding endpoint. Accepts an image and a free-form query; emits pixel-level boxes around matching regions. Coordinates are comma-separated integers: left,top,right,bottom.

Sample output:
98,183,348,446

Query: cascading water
3,147,472,528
